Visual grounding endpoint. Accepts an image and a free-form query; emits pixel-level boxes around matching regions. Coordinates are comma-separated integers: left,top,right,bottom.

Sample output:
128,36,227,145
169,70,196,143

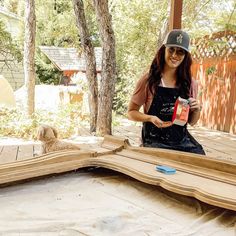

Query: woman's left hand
188,97,201,111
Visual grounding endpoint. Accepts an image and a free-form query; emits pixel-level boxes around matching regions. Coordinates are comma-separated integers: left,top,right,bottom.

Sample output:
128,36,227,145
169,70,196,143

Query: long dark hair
147,45,192,99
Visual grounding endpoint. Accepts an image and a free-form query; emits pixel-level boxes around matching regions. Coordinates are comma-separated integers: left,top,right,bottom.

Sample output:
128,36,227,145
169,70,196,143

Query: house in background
39,46,102,85
39,46,102,107
0,6,22,38
0,6,24,90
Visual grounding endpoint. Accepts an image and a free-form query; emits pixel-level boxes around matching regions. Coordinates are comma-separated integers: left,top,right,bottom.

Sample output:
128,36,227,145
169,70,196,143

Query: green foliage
34,0,79,84
1,0,19,14
113,0,168,77
206,66,216,75
111,0,169,114
35,51,61,84
0,20,22,62
35,0,79,47
113,75,135,115
35,0,99,48
183,0,236,36
0,103,87,139
34,0,99,85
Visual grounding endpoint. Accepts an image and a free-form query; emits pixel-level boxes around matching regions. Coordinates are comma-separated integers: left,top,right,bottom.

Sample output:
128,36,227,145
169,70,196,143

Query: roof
39,46,102,72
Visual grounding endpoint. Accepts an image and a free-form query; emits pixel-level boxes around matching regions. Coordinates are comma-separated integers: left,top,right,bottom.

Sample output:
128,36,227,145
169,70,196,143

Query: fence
191,30,236,134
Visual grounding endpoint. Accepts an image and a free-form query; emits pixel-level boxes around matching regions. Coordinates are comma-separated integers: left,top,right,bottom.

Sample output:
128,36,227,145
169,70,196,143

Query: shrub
0,103,88,139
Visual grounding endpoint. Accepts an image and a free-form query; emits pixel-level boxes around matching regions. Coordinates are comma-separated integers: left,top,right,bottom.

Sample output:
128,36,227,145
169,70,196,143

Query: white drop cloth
0,168,235,236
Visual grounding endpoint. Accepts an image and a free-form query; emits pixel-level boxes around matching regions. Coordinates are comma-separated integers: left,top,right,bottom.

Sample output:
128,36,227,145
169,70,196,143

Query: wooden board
0,135,235,211
0,145,18,164
17,144,34,161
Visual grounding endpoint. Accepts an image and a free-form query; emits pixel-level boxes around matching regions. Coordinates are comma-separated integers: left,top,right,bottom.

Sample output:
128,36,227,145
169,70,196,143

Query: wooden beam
169,0,183,30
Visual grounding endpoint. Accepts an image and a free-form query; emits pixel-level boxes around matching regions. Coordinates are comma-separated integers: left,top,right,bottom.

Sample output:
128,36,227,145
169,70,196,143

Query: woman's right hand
127,101,172,128
149,115,172,128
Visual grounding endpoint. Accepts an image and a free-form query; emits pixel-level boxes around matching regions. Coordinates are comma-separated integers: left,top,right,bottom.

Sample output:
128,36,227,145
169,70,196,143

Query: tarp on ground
0,168,235,236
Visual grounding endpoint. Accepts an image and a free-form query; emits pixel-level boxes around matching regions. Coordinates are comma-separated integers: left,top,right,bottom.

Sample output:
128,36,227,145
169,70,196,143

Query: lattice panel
191,30,236,60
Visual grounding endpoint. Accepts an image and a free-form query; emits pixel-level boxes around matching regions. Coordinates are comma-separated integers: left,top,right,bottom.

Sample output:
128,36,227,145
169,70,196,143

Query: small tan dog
36,125,80,154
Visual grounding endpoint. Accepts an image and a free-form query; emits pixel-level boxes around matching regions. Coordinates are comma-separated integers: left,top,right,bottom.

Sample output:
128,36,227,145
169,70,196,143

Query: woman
127,29,205,155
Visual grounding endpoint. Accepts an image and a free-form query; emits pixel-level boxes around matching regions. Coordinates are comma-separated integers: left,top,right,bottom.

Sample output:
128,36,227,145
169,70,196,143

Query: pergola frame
169,0,183,30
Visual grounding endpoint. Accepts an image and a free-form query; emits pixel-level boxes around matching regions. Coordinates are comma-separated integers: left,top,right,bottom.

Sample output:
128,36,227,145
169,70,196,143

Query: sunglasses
166,47,186,56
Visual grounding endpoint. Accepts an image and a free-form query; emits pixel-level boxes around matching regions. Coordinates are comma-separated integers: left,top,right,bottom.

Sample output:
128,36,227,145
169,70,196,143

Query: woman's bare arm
127,101,172,128
188,97,201,126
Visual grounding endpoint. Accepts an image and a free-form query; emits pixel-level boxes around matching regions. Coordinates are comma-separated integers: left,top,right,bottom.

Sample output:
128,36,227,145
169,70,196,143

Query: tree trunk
24,0,36,116
73,0,98,133
157,19,169,48
93,0,116,135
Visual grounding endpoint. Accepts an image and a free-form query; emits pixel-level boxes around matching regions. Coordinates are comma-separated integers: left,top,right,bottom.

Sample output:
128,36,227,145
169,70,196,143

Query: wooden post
169,0,183,30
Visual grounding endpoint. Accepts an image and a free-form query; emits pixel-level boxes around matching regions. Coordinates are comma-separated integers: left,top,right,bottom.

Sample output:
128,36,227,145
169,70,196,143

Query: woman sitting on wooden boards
127,29,205,155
